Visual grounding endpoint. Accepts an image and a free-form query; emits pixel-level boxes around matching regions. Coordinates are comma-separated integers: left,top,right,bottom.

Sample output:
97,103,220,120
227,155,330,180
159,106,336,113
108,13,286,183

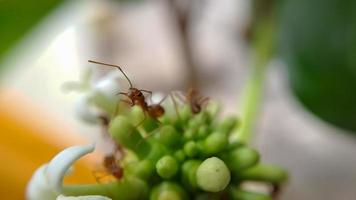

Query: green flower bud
173,150,186,163
130,106,159,132
179,105,193,124
196,157,231,192
127,160,155,180
228,187,272,200
129,106,145,125
188,119,201,130
108,116,150,158
156,156,179,179
203,132,228,155
225,146,260,172
217,116,239,135
159,115,171,125
183,129,197,141
184,141,199,158
147,143,169,162
110,177,149,200
181,160,202,190
205,100,220,118
237,164,288,184
150,182,188,200
194,111,211,125
156,125,181,147
197,125,210,139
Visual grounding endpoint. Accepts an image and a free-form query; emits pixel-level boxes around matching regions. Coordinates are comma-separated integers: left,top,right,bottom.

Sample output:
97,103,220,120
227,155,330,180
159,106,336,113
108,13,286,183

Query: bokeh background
1,0,355,199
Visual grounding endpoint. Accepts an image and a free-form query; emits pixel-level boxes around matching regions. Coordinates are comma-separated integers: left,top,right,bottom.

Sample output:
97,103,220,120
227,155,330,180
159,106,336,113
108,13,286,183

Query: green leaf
278,0,356,132
0,0,64,64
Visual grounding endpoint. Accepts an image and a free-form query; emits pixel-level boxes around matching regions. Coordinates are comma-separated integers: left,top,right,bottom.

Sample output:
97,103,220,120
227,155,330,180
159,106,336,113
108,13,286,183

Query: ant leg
157,95,168,105
199,97,210,107
114,92,133,116
113,102,120,117
132,110,147,134
136,124,163,147
92,170,111,183
170,93,181,121
173,91,186,103
98,115,110,126
271,184,281,199
117,92,130,99
152,116,162,126
140,89,153,103
140,89,152,94
113,99,132,117
120,99,132,105
91,167,117,198
117,92,134,105
113,142,125,157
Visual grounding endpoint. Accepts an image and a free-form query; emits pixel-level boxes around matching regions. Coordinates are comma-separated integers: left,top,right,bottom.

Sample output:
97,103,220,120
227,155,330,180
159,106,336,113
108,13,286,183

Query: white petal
57,195,112,200
94,71,121,101
46,144,95,193
27,165,58,200
75,94,100,124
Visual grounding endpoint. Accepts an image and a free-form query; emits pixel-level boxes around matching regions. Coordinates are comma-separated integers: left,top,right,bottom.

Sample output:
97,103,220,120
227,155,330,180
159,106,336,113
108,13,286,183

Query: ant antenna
88,60,133,88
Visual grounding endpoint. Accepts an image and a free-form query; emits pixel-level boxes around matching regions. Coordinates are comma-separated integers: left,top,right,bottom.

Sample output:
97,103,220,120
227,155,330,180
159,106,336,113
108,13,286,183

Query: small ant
92,153,123,183
173,87,209,114
88,60,165,122
103,154,124,180
271,184,281,199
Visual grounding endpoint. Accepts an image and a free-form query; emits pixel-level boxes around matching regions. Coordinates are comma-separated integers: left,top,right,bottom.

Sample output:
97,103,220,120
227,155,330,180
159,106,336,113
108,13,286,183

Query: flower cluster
27,69,287,200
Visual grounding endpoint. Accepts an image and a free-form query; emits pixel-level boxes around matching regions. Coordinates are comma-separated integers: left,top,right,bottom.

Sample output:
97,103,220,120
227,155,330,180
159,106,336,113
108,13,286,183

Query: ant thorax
128,88,145,101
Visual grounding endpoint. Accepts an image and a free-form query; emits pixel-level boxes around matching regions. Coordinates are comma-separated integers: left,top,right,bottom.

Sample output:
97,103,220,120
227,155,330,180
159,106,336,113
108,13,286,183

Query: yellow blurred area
0,88,99,199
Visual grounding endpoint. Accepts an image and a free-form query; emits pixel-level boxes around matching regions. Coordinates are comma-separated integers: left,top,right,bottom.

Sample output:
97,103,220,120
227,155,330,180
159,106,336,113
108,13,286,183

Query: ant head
103,155,115,167
191,103,201,114
128,88,145,101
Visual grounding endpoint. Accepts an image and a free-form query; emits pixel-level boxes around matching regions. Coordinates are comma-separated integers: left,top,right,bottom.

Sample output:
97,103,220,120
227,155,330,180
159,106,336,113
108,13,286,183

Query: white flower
93,71,122,102
75,94,101,124
75,70,122,124
27,165,58,200
26,144,111,200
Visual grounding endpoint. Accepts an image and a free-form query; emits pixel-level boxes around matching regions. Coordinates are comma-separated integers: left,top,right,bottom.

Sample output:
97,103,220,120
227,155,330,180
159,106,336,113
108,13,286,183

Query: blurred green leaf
278,0,356,132
0,0,64,64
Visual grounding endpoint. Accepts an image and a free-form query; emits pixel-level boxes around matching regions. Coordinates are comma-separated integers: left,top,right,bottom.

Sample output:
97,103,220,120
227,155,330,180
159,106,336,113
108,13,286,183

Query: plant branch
234,14,275,144
168,0,199,88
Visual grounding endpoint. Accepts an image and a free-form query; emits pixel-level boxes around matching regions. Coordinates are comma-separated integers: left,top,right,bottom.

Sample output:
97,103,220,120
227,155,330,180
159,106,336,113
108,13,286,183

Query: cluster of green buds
101,98,287,200
27,67,287,200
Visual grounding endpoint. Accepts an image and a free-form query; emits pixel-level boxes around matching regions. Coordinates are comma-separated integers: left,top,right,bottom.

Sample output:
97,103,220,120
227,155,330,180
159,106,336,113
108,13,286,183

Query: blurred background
0,0,355,199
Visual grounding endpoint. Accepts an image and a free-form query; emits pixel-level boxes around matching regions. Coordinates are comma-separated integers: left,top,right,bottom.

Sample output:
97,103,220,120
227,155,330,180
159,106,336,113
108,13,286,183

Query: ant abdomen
148,104,165,119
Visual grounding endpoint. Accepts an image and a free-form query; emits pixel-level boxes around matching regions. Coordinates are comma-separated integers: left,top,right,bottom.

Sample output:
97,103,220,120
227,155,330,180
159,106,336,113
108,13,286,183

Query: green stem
235,65,266,144
235,17,275,144
63,183,113,197
62,177,148,200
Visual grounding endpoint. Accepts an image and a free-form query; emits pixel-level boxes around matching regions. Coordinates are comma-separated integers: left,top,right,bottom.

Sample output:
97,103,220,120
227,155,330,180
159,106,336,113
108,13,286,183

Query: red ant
88,60,165,123
172,87,209,114
103,154,124,180
92,153,124,183
271,184,281,199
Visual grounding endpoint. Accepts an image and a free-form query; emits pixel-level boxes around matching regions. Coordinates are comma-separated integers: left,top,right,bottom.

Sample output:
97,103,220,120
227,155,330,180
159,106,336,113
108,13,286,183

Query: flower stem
62,177,148,200
235,17,275,144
